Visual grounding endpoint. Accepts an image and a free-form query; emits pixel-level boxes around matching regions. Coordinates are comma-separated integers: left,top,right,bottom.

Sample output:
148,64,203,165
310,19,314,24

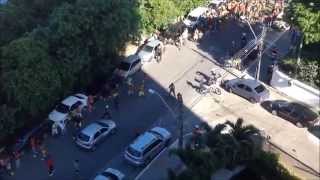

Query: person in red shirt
46,155,55,176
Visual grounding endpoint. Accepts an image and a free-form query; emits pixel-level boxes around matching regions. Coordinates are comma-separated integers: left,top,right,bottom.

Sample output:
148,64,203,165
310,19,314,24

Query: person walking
13,151,21,169
51,123,59,137
127,77,134,96
30,136,37,158
73,159,80,177
168,83,176,97
46,155,55,176
112,89,120,111
138,81,145,97
240,33,247,48
40,145,48,161
5,157,14,176
102,105,112,119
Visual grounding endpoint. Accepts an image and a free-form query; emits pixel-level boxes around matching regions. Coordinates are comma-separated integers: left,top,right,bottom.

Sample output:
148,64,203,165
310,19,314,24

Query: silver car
138,40,163,62
76,120,116,150
225,78,269,103
94,168,125,180
125,127,171,166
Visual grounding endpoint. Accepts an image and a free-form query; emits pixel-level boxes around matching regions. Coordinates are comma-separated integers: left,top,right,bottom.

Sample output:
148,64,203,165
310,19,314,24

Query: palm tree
224,118,261,168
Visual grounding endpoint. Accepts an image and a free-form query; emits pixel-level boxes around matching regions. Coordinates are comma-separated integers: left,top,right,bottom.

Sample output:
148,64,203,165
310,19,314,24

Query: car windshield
187,15,197,22
96,121,109,128
101,172,118,180
142,45,153,52
119,62,131,71
55,103,70,114
127,146,141,157
254,84,266,93
78,132,90,142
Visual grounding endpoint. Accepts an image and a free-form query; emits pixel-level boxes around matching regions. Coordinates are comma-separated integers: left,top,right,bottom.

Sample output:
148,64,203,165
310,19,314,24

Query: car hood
48,110,68,122
138,51,152,61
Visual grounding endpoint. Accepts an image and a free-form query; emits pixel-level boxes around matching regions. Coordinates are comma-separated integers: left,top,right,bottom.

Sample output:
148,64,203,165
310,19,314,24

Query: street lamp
240,16,257,42
148,88,184,149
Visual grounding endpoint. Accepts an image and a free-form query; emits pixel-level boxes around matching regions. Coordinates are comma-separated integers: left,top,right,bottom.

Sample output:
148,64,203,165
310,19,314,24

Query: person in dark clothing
240,33,247,48
102,105,112,119
169,83,176,97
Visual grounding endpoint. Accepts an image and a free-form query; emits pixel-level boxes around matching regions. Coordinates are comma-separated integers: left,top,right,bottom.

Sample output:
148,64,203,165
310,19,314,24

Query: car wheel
165,138,171,147
249,97,256,103
296,122,303,128
111,128,117,135
91,145,97,151
271,110,277,115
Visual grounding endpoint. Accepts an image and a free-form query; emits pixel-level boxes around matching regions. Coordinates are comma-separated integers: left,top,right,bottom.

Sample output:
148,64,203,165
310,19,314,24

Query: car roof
123,54,140,63
189,7,208,17
61,95,80,106
238,79,262,88
81,123,102,136
146,39,161,47
130,132,157,152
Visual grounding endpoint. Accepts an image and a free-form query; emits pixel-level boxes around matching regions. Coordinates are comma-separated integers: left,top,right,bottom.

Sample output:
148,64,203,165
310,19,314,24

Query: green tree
1,36,62,116
225,118,261,168
0,0,74,46
0,104,18,139
138,0,179,33
48,0,141,89
289,0,320,44
173,0,207,17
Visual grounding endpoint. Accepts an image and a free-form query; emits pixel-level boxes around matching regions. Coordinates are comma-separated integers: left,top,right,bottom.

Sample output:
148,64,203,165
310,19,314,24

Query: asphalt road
3,18,291,180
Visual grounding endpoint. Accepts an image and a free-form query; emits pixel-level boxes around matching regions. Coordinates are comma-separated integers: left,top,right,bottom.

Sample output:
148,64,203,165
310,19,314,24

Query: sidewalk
136,69,320,180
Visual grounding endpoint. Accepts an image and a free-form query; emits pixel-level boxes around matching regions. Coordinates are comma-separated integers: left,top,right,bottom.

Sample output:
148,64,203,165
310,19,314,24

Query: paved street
3,18,319,180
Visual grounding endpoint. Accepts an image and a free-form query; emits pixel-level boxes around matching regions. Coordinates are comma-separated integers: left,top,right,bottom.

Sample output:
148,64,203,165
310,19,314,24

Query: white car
183,7,208,28
114,55,142,79
138,39,163,63
94,168,125,180
48,94,88,129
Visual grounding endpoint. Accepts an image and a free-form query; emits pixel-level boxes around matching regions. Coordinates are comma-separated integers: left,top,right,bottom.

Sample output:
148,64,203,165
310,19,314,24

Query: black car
261,100,319,128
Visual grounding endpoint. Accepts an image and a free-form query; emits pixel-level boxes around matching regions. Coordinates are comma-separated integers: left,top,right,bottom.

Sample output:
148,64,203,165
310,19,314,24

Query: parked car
138,39,163,63
48,94,88,130
183,7,208,28
114,54,142,79
76,119,116,150
224,78,269,103
261,100,319,127
124,127,171,166
94,168,125,180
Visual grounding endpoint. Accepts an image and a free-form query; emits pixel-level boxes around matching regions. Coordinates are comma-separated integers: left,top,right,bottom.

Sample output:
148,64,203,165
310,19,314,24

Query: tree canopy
289,0,320,44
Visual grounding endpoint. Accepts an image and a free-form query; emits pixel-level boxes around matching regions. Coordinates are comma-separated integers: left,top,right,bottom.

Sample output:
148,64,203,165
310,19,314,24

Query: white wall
270,67,320,108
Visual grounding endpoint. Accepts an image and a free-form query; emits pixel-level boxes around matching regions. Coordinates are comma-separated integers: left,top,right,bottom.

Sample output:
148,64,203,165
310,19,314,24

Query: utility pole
256,25,267,80
177,93,184,149
295,34,303,78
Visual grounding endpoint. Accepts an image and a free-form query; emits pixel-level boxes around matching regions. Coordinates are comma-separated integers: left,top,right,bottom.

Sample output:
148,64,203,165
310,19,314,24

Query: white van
183,7,209,28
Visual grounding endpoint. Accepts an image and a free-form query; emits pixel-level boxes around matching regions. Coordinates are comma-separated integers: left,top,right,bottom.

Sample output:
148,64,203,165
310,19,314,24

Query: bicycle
198,84,221,96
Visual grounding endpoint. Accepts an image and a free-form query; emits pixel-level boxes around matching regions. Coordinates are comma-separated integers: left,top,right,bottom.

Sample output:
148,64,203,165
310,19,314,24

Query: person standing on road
112,88,120,111
13,151,21,169
138,80,145,97
168,83,176,97
51,123,59,137
30,136,38,158
127,77,134,96
73,159,80,177
102,105,112,119
46,155,55,176
5,157,14,176
240,33,247,48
